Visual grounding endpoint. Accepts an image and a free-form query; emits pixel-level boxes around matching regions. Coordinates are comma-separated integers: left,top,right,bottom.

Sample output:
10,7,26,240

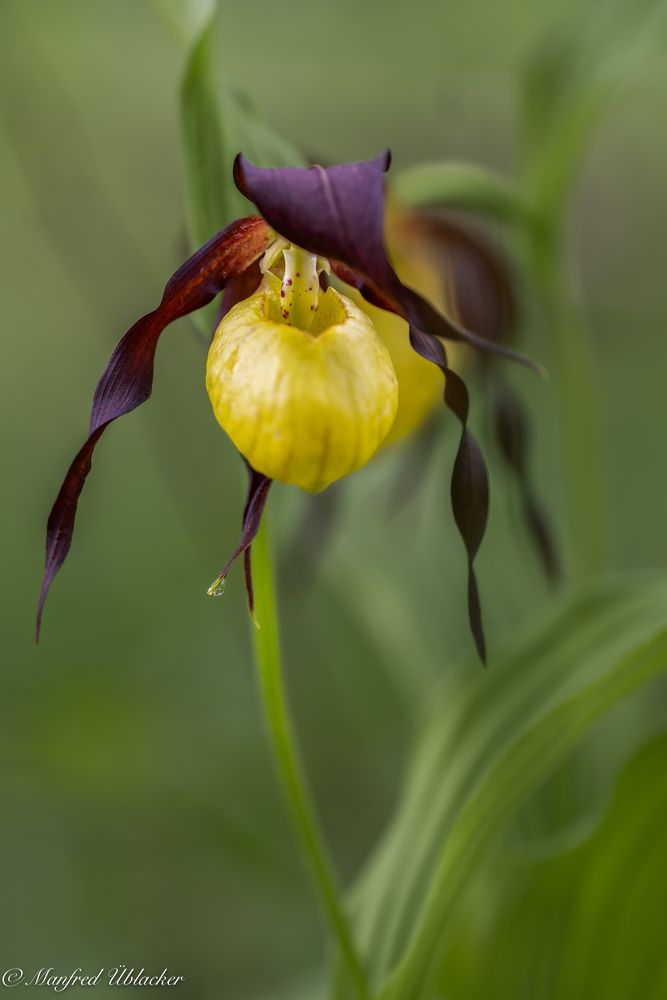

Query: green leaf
392,162,528,226
437,732,667,999
340,576,667,999
180,6,305,251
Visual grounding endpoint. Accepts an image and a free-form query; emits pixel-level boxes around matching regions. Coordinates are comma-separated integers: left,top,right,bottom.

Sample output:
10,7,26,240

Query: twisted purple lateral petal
234,154,497,661
37,216,272,639
409,327,489,663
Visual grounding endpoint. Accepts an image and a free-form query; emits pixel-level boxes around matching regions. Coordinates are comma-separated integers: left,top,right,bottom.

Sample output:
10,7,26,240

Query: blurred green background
1,0,666,996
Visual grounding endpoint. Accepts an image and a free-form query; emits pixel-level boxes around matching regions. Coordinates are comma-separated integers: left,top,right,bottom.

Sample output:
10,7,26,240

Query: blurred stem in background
517,45,608,584
521,209,605,582
251,519,370,1000
517,34,611,583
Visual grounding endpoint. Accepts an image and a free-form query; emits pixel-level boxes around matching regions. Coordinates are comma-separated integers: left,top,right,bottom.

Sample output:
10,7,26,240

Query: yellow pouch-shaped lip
207,277,398,492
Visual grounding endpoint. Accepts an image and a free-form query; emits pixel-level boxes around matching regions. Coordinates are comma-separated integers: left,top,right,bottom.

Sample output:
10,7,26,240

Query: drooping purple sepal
208,462,272,619
37,216,271,639
409,328,489,662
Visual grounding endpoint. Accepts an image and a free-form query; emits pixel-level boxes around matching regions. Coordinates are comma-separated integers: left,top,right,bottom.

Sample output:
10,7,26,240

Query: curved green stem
251,518,370,1000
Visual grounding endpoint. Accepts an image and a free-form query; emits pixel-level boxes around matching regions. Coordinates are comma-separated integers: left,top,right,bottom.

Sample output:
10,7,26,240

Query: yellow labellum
207,274,398,492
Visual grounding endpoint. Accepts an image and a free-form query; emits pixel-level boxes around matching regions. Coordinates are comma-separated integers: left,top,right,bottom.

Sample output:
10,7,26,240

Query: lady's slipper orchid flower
37,153,538,660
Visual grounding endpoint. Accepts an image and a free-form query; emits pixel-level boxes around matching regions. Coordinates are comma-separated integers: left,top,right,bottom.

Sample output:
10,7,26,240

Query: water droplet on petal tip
207,574,226,597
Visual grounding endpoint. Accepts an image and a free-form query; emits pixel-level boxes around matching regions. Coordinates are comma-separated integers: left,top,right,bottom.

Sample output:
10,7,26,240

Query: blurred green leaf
180,4,305,250
437,731,667,999
392,162,527,226
339,576,667,999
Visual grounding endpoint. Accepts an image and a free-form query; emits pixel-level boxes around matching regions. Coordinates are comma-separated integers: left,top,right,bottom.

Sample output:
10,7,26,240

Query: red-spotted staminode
37,153,538,660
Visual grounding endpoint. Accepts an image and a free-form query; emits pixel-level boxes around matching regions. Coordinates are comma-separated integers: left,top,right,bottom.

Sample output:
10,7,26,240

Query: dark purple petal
233,153,542,374
409,328,489,663
208,463,272,618
493,384,560,582
37,216,271,639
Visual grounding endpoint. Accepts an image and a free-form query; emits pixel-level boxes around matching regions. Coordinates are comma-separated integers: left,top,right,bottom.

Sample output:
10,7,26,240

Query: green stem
251,518,370,1000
